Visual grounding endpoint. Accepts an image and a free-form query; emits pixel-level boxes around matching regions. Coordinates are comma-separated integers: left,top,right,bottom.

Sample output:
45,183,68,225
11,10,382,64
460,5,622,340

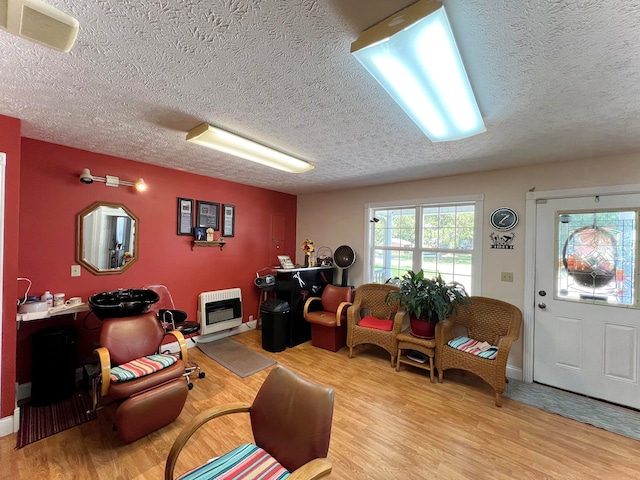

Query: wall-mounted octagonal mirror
77,202,139,275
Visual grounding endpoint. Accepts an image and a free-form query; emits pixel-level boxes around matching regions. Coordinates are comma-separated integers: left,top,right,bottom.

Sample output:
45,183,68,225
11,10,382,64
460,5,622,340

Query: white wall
296,152,640,372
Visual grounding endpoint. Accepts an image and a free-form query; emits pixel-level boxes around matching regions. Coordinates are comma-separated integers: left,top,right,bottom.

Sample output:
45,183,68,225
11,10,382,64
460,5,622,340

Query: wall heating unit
198,288,242,335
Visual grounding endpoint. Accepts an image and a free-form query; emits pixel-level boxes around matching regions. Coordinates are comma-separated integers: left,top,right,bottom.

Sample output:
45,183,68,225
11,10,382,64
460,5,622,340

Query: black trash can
260,299,290,353
31,325,77,406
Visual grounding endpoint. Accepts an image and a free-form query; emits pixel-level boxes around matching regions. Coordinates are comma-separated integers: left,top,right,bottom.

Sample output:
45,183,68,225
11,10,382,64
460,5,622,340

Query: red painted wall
16,138,297,384
0,114,21,418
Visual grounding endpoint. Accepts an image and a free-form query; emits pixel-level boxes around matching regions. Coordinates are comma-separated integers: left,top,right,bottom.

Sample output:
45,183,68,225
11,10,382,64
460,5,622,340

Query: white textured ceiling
1,0,640,195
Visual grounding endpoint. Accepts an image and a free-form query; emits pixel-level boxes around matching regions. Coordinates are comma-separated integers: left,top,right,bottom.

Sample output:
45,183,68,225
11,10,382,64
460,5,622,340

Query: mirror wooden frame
76,201,140,275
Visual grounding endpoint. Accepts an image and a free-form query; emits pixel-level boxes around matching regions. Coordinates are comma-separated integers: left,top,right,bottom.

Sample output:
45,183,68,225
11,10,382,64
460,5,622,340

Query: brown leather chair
435,296,522,406
303,285,353,351
94,311,189,443
347,283,405,366
165,366,334,480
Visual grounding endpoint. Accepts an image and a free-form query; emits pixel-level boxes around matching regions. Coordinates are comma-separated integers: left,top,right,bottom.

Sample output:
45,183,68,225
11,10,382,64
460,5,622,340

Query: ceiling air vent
0,0,78,52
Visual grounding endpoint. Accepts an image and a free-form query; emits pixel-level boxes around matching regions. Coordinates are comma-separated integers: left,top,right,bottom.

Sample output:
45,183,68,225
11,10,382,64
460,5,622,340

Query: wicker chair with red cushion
346,283,405,367
435,296,522,407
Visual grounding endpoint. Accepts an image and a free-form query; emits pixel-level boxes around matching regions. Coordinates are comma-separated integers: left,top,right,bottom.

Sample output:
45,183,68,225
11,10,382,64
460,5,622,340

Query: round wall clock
490,207,518,231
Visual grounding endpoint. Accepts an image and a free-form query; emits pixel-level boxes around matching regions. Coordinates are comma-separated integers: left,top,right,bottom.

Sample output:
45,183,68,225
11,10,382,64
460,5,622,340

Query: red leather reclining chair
94,311,189,443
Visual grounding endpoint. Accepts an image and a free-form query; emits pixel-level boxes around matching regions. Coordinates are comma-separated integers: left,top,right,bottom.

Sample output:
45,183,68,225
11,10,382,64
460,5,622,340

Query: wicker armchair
435,296,522,406
347,283,405,367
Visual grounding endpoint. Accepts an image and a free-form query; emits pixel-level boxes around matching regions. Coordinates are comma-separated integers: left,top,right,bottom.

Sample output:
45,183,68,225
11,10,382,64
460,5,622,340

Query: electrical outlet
501,272,513,282
249,315,254,322
71,265,81,277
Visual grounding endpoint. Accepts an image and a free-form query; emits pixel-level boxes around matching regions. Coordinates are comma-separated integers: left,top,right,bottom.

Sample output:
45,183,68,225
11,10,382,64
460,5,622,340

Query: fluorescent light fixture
79,168,147,192
351,0,485,142
186,123,314,174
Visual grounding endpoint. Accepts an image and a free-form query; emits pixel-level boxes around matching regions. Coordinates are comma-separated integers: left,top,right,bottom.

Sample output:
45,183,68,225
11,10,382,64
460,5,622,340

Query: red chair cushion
358,315,393,331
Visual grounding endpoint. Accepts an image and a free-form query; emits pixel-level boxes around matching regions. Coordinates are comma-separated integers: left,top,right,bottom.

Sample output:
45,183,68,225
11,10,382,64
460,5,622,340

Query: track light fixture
79,168,147,192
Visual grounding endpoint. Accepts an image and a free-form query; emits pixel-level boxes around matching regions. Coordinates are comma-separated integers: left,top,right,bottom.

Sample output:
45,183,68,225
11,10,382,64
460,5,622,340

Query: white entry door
534,194,640,409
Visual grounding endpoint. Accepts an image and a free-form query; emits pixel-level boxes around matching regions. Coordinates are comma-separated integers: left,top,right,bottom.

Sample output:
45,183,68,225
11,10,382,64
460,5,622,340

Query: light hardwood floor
3,328,640,479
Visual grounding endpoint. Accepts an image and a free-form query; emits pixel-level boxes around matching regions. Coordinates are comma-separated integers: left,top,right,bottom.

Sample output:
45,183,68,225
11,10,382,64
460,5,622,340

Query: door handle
538,303,546,309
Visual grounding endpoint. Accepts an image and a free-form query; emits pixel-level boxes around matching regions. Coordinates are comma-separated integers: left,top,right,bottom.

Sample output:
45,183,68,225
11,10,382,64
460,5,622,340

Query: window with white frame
367,196,483,295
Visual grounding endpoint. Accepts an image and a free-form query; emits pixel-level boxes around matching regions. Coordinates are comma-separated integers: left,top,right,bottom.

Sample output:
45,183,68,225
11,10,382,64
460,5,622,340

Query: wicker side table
396,332,436,383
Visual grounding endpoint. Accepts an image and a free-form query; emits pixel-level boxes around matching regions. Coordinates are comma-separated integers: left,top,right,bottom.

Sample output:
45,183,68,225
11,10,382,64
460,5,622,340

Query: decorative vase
409,315,437,339
304,253,310,268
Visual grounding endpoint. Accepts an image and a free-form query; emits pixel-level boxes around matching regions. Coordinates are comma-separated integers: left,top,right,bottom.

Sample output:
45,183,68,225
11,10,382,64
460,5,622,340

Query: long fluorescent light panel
187,123,314,173
351,0,485,142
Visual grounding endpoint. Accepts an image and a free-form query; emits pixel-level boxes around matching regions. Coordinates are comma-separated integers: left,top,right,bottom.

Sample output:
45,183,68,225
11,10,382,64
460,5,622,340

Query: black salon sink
88,288,159,320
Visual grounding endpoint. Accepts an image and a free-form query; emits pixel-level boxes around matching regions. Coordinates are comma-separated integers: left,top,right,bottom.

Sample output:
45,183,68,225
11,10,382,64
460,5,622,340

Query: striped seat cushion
110,354,177,383
178,443,290,480
447,336,498,360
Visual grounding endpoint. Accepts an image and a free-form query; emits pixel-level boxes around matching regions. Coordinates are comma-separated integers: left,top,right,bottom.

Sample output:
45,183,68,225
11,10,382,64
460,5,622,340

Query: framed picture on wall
222,204,235,237
196,200,220,230
194,227,206,241
177,197,194,235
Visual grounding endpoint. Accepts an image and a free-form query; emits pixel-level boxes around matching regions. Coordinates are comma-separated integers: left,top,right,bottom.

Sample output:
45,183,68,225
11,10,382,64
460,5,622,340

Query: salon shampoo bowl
88,288,159,320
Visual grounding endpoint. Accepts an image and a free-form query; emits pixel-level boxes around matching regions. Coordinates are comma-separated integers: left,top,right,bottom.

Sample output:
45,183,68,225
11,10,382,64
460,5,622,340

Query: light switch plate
501,272,513,282
71,265,81,277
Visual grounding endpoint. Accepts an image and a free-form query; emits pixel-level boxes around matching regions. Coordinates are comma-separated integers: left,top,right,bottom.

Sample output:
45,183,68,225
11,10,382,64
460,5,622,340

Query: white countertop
16,303,91,322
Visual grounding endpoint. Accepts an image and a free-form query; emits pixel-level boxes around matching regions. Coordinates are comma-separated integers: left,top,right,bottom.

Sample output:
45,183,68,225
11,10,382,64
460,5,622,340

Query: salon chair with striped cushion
94,311,189,443
165,366,334,480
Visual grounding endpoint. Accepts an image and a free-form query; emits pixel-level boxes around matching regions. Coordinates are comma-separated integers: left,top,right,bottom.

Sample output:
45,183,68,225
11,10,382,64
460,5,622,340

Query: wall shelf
16,303,91,327
192,240,226,251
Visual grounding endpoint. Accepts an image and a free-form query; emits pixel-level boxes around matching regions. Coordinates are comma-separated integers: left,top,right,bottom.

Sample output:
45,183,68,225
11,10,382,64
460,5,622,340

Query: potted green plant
387,270,470,339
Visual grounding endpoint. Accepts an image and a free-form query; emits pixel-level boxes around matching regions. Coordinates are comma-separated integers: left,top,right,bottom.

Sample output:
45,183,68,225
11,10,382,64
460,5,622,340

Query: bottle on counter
41,291,53,307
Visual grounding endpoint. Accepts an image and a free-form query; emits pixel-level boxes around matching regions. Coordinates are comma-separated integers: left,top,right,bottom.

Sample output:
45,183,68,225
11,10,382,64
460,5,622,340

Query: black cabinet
276,267,334,347
31,326,77,406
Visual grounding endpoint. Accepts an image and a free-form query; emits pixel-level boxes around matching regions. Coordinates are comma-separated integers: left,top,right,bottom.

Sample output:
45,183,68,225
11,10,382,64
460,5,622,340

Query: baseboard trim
0,406,20,437
195,320,257,345
161,321,256,352
506,364,523,381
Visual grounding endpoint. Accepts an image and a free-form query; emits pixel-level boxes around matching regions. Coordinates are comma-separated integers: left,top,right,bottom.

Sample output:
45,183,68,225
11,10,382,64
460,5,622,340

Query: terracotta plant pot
410,315,436,339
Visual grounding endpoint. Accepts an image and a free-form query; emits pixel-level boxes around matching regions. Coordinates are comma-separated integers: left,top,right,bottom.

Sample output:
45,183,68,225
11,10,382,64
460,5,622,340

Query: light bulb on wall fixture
79,168,148,192
135,178,147,192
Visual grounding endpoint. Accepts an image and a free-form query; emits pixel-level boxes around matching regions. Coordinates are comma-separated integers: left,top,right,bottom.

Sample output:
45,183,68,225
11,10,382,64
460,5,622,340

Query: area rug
16,390,97,449
504,379,640,442
198,338,276,378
